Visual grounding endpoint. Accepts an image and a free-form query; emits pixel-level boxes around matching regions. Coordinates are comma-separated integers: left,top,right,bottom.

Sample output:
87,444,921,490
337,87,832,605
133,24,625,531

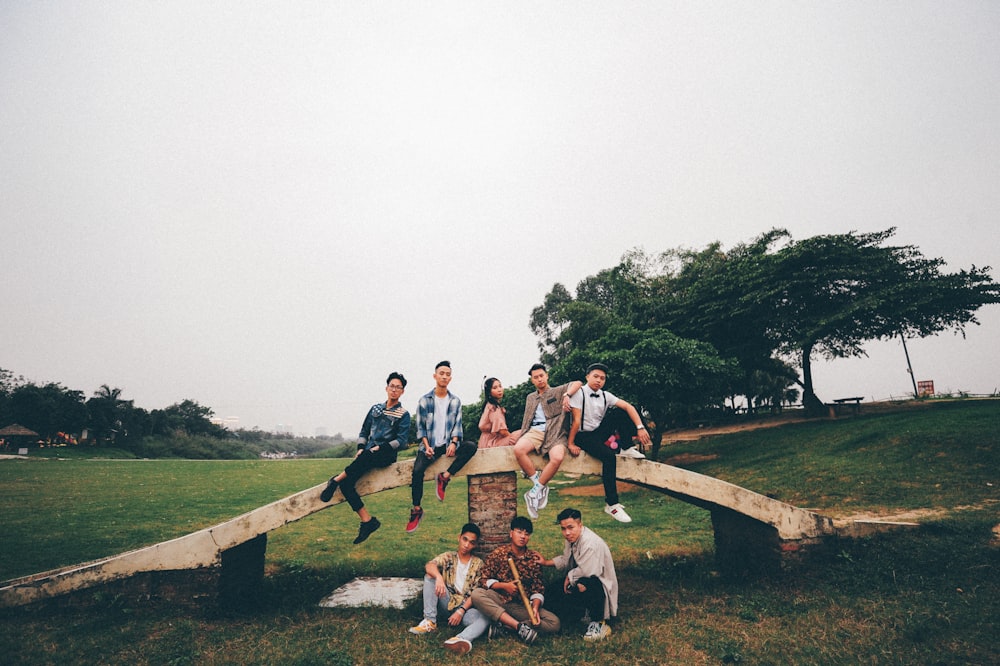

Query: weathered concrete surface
318,577,423,610
0,447,837,607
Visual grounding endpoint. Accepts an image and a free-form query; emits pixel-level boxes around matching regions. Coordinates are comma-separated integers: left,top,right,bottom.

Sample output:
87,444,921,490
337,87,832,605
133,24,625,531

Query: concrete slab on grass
319,577,423,610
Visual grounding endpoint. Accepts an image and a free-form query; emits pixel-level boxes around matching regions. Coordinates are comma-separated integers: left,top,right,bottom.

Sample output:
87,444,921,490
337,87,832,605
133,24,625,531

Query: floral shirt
430,551,484,611
479,543,545,603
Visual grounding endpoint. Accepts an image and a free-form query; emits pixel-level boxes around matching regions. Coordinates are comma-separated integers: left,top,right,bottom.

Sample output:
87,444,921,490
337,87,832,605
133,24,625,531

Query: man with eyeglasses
567,362,651,523
319,371,411,544
468,516,561,646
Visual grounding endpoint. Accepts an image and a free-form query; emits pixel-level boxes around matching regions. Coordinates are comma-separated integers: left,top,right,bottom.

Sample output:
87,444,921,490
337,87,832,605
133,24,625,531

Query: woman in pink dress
478,377,521,448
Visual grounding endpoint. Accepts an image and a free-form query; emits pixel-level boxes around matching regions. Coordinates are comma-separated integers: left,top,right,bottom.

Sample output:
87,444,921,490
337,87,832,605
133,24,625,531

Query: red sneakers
436,472,450,501
406,506,424,533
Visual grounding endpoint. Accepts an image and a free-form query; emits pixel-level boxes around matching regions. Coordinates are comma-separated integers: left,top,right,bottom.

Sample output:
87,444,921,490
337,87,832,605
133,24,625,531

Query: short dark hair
586,363,609,375
386,372,407,388
556,507,582,523
460,522,481,539
510,515,534,534
528,363,547,376
435,360,451,371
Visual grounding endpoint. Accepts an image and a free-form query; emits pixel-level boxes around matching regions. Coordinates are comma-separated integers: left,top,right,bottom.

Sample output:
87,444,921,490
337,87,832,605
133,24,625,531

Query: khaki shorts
516,428,565,457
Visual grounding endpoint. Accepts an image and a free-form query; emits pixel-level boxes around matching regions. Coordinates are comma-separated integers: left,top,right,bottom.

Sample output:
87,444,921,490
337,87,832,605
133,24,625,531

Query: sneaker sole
443,639,471,654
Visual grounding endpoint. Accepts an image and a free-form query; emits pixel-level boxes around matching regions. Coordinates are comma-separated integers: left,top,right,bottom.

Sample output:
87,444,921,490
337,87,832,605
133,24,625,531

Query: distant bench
832,396,863,416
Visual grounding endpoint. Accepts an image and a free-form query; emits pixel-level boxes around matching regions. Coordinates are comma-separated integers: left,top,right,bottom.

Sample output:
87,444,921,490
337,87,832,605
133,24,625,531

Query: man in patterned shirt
469,516,561,645
319,371,411,544
408,523,489,656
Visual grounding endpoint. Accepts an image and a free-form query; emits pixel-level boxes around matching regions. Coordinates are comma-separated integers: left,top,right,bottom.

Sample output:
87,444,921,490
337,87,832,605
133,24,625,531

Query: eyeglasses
387,384,404,391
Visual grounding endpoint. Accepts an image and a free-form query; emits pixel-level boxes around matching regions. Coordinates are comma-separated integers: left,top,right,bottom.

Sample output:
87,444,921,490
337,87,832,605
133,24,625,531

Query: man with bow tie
567,363,651,523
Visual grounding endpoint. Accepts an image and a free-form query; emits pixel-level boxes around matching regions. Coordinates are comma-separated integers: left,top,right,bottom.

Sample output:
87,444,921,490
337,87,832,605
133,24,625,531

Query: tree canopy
529,228,999,423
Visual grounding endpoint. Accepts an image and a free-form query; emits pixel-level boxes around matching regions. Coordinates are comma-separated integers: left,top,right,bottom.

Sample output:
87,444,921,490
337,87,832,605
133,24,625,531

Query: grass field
0,399,997,665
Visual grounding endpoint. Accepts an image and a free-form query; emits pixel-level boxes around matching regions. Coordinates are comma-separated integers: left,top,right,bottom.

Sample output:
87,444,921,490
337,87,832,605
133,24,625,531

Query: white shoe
536,484,550,511
409,618,437,634
524,488,539,519
584,621,612,641
604,503,632,523
619,446,645,459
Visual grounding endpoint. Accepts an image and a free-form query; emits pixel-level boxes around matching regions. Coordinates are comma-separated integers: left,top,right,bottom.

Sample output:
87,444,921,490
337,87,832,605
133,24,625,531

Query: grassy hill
0,399,996,665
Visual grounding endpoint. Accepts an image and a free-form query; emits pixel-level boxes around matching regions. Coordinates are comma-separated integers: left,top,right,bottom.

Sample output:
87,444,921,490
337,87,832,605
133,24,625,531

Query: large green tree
763,229,999,411
6,382,88,439
529,229,999,418
85,385,137,446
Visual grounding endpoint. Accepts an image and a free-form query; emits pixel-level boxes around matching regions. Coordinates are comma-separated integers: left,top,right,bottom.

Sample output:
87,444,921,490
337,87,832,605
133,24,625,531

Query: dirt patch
830,500,998,526
560,481,642,497
662,453,719,466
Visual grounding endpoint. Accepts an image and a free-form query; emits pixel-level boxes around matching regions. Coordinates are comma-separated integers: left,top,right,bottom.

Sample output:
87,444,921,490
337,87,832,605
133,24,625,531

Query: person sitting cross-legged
469,516,561,646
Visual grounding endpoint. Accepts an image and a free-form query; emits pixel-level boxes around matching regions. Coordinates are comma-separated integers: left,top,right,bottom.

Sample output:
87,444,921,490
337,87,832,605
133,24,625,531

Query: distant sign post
917,380,935,397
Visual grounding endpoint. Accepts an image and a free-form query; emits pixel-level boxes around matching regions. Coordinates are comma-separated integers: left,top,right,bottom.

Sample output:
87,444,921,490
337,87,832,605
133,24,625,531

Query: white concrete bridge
1,447,853,608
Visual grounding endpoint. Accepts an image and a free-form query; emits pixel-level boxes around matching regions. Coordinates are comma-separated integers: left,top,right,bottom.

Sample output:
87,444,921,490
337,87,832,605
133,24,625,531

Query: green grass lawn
0,400,997,665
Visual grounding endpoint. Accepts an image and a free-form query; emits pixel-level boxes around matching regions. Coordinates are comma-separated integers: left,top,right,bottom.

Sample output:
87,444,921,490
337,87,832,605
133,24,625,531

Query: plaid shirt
357,401,411,451
416,390,464,447
479,543,545,603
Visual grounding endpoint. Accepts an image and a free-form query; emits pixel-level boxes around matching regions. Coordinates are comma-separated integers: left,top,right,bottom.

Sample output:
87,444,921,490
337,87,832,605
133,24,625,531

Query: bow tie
590,393,601,398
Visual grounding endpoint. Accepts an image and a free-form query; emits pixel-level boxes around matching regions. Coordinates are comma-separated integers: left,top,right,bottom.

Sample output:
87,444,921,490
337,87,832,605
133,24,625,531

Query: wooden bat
508,557,540,625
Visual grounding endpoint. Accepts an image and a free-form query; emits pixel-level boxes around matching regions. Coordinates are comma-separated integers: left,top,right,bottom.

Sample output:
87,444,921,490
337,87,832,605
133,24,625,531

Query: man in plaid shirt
406,360,478,533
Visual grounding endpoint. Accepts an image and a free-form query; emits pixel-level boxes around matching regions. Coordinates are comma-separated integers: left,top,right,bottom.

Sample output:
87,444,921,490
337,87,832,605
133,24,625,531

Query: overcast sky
2,2,998,437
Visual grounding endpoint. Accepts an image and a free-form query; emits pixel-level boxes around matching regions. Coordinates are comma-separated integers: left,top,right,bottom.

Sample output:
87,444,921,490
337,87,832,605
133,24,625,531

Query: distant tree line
461,229,998,458
0,370,349,459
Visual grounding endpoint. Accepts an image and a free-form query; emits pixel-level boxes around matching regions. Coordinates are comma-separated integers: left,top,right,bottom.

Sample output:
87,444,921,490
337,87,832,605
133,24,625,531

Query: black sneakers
320,477,338,502
516,622,538,645
488,621,537,645
353,516,381,544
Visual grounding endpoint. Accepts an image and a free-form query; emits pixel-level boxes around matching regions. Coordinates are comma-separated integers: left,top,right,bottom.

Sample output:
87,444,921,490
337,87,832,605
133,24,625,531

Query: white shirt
569,388,619,432
530,402,547,432
454,556,471,594
432,394,450,447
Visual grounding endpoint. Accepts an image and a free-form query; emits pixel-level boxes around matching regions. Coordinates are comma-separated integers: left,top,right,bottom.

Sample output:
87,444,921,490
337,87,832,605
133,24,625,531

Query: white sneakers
409,618,437,635
524,484,549,519
604,503,632,523
584,621,612,641
619,446,645,459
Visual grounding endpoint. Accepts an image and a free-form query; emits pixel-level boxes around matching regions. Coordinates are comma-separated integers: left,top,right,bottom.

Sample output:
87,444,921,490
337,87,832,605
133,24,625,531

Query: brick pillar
468,472,518,555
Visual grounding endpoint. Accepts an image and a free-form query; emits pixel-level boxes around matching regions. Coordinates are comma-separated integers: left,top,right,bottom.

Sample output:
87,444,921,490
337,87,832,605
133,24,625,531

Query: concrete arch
0,448,839,607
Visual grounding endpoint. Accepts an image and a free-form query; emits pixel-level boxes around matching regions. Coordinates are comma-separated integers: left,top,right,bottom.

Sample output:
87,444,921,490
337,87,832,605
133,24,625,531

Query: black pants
574,407,638,506
340,445,397,512
410,440,478,506
545,575,606,624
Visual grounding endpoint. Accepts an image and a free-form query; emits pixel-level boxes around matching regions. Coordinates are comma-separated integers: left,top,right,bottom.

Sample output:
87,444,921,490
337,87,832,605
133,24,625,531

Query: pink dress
478,403,521,448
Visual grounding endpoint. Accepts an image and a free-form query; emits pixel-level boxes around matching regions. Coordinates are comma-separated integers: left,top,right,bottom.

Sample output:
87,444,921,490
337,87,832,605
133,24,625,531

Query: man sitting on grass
408,523,489,656
537,507,619,642
469,516,561,646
